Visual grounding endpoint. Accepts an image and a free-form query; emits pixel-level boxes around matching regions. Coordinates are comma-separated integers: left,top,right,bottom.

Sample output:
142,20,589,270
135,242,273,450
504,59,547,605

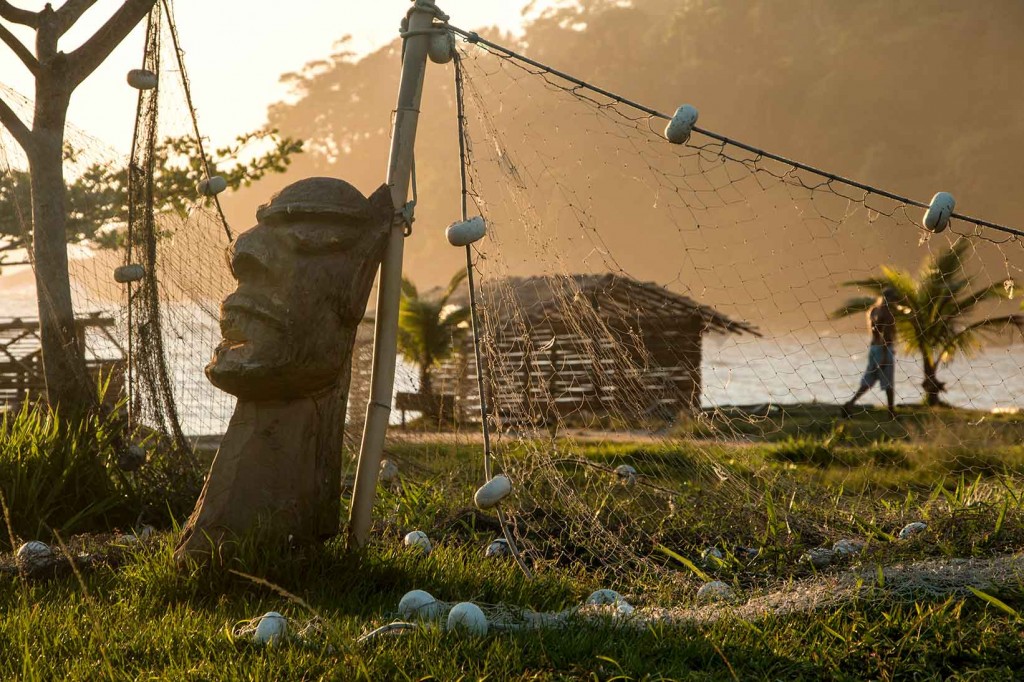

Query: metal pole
348,0,436,548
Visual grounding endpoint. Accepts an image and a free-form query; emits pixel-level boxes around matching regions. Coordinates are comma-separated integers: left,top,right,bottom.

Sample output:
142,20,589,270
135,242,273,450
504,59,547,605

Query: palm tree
831,241,1024,406
398,270,472,413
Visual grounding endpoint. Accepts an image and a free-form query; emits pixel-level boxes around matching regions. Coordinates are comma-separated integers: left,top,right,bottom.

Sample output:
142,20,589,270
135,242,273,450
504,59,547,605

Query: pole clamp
396,200,416,237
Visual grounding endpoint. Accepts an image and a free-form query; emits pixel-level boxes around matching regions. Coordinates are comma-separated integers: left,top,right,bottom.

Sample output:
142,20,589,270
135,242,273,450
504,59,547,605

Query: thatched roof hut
434,273,758,424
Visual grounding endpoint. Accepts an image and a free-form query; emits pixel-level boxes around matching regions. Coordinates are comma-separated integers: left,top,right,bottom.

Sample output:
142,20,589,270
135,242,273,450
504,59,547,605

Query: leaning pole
348,0,437,547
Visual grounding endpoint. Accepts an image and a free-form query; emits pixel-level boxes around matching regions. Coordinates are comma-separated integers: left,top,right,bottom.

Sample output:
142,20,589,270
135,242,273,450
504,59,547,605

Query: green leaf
967,587,1021,620
654,544,710,581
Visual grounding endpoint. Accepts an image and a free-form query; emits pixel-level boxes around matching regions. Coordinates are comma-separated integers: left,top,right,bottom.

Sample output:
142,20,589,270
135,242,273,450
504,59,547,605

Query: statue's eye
288,224,362,254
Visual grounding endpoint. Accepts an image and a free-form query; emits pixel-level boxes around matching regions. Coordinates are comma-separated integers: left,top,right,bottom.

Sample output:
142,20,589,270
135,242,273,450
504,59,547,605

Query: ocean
3,282,1022,436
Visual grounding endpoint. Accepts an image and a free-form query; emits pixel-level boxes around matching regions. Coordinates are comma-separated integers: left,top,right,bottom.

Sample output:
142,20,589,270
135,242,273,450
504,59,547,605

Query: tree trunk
28,82,96,412
921,354,944,407
420,365,433,398
419,364,436,418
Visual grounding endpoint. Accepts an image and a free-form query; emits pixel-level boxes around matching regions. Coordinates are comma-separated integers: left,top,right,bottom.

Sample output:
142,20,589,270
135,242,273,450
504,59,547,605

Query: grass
4,533,1024,680
3,405,1024,678
0,398,200,550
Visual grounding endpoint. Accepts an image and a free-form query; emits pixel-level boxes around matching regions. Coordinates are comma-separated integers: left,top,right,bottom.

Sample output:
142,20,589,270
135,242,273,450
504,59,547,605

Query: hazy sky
0,1,540,152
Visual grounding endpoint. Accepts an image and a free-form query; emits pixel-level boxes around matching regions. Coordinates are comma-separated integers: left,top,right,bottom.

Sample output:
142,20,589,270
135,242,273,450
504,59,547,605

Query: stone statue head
207,177,392,400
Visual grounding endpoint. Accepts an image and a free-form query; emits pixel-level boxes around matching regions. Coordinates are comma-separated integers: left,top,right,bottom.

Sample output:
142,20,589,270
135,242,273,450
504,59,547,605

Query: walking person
843,287,899,419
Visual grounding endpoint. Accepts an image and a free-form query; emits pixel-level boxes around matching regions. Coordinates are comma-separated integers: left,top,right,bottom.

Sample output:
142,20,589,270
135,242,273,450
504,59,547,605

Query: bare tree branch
55,0,99,36
0,90,32,153
0,1,39,27
66,0,155,86
0,20,38,74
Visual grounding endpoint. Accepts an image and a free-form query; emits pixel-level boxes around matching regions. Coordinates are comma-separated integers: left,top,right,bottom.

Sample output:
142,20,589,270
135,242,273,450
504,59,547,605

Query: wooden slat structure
0,313,125,408
434,274,759,424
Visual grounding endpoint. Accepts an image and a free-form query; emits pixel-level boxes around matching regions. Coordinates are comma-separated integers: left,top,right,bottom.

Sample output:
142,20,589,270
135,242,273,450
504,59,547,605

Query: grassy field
3,404,1024,679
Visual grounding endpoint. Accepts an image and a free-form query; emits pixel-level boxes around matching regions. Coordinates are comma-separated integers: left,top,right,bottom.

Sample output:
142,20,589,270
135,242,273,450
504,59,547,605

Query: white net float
737,546,761,561
428,30,456,64
696,580,736,603
197,175,228,197
800,547,835,568
485,537,511,558
585,589,625,606
398,589,441,619
922,192,955,233
899,521,928,539
832,538,865,556
664,104,699,144
379,458,399,484
701,547,724,565
474,474,512,509
446,216,486,246
253,611,288,646
16,541,53,569
126,69,157,90
446,602,488,636
403,530,432,554
614,464,637,485
113,264,145,283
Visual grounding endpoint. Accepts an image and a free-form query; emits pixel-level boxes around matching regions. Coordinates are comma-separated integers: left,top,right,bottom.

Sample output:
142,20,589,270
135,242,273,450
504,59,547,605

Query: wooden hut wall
436,314,705,424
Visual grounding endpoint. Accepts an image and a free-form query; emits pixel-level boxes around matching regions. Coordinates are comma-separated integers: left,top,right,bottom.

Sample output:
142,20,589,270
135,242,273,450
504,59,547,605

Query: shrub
0,398,202,548
865,439,910,468
768,435,838,467
0,400,127,546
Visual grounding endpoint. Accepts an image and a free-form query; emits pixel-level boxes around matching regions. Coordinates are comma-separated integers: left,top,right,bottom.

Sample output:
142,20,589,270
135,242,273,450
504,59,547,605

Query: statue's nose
227,227,275,282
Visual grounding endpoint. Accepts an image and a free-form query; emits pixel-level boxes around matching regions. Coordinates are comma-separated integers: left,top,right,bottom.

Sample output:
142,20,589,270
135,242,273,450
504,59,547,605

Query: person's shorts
860,345,895,391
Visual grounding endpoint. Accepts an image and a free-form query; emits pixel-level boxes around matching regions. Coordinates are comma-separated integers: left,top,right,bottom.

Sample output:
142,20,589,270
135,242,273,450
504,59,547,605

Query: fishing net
122,1,236,450
0,83,129,403
395,35,1024,598
0,1,236,451
4,1,1024,611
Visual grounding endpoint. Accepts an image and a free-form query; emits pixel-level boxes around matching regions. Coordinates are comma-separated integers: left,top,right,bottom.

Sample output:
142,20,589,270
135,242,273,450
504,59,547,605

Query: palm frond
401,277,418,300
919,243,972,321
838,277,888,293
439,268,469,307
877,267,918,304
939,314,1024,363
920,240,970,286
952,281,1011,317
958,314,1024,339
441,306,472,327
829,296,876,320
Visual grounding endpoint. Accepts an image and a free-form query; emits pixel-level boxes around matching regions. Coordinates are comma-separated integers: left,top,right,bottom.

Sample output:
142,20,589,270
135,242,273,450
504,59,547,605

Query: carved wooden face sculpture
206,177,392,400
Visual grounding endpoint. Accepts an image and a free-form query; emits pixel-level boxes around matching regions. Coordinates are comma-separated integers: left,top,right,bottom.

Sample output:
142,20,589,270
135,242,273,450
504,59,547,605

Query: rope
454,52,532,579
446,24,1024,240
124,5,161,430
160,0,233,242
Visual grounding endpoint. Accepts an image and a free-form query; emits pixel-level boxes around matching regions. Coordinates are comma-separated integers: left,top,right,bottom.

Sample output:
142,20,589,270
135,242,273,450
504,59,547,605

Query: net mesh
124,2,235,448
4,8,1024,613
421,40,1024,598
0,1,235,448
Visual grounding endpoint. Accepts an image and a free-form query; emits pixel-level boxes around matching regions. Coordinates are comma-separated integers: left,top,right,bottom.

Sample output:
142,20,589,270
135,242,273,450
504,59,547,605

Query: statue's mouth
219,292,287,343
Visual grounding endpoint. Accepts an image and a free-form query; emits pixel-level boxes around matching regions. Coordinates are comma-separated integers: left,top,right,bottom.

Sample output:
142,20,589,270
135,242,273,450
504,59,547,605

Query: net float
474,474,512,509
197,175,228,197
398,589,441,619
428,30,456,64
447,216,486,246
446,602,488,636
253,611,287,646
113,264,145,283
922,192,955,233
127,69,158,90
664,104,699,144
16,541,52,569
403,530,432,554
